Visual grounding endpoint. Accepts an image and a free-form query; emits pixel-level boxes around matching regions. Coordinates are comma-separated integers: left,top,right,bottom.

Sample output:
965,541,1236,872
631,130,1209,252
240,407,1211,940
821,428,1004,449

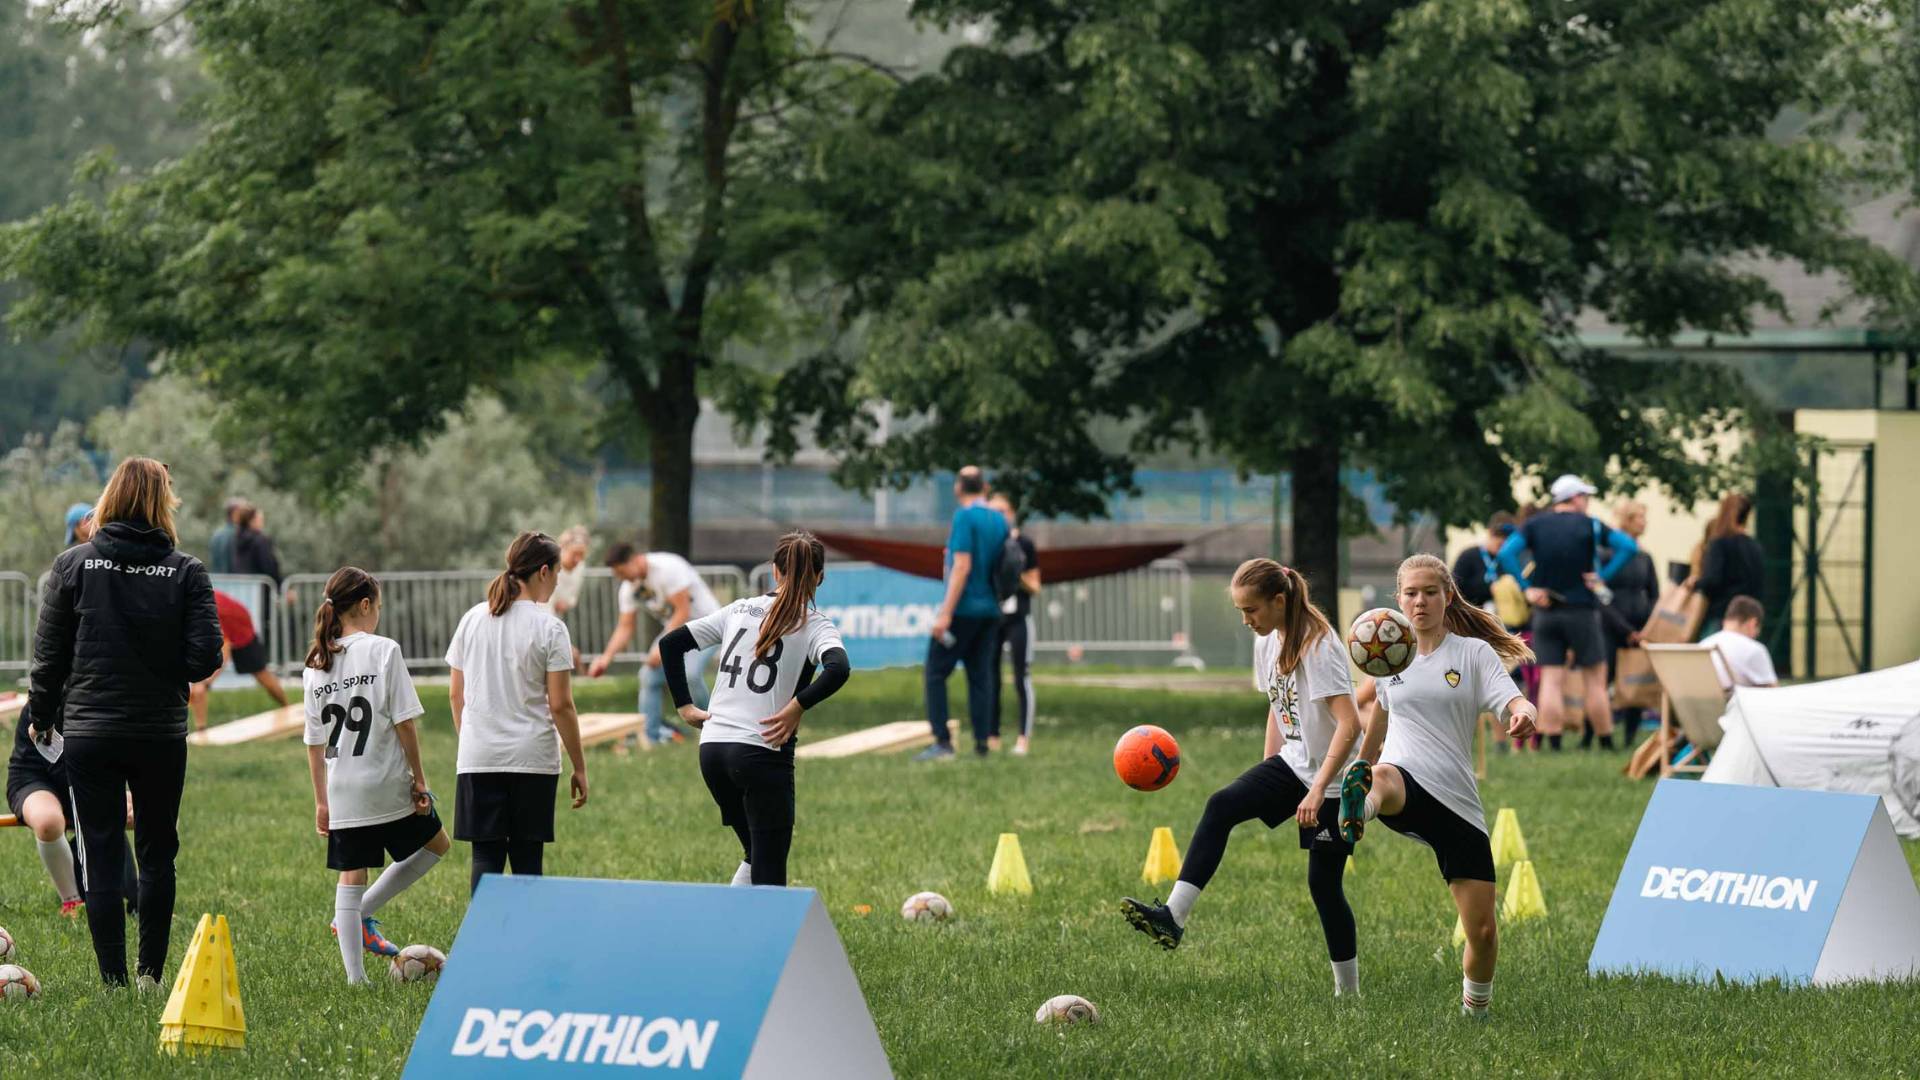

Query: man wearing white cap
1495,475,1639,751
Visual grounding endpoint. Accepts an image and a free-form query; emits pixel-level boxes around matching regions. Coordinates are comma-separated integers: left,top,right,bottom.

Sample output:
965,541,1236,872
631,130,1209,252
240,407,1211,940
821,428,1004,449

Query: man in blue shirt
916,466,1010,759
1496,475,1638,751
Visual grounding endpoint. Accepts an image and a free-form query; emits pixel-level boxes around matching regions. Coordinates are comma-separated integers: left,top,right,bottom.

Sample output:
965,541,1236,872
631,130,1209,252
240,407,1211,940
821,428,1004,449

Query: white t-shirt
444,600,575,775
1372,633,1521,835
302,633,426,830
616,553,720,624
1251,629,1357,785
684,596,846,750
1701,631,1778,690
550,561,586,612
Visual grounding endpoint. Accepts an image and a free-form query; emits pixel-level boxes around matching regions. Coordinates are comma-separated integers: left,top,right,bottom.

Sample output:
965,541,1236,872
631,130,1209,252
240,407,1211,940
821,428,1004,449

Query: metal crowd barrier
749,557,1196,661
277,565,750,673
0,572,32,677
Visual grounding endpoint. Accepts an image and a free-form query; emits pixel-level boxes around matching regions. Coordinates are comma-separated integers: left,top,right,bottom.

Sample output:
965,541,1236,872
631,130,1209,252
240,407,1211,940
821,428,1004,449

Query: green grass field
2,670,1918,1078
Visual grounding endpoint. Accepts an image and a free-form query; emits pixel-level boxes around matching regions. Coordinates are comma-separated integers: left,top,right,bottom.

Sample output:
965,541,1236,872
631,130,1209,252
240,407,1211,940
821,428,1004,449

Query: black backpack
992,533,1028,603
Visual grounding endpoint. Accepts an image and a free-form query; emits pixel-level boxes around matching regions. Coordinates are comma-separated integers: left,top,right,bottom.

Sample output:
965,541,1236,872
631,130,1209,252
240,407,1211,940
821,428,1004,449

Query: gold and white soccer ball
0,926,14,964
899,891,954,922
0,964,41,1001
1034,994,1099,1025
388,944,446,984
1347,607,1416,678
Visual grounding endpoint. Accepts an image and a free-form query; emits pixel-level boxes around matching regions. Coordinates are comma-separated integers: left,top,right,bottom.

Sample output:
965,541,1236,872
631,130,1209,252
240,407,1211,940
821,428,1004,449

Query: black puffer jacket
30,520,223,739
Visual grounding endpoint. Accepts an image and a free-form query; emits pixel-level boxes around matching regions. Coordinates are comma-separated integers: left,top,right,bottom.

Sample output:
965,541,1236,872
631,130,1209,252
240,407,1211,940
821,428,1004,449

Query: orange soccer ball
1114,725,1181,792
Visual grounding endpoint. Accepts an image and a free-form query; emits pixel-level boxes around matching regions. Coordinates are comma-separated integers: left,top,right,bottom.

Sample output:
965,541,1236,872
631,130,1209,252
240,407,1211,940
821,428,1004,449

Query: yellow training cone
1501,860,1548,922
1346,854,1357,876
1489,807,1529,868
987,832,1034,896
1451,914,1467,948
1141,827,1182,885
159,914,245,1055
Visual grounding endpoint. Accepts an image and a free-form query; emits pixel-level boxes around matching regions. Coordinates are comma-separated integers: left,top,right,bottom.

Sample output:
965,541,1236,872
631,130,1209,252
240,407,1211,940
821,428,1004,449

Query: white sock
335,884,367,984
1363,793,1381,821
1462,976,1493,1014
37,838,79,903
361,847,441,916
730,861,753,887
1166,881,1200,927
1332,957,1360,996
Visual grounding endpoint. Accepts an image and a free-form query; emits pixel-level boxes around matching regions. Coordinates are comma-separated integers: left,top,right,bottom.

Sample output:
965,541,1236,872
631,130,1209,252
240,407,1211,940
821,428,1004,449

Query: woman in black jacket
29,457,223,987
1688,493,1767,637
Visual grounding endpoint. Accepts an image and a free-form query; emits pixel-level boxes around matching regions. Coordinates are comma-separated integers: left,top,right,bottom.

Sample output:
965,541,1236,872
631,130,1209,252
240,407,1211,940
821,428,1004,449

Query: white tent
1704,660,1920,838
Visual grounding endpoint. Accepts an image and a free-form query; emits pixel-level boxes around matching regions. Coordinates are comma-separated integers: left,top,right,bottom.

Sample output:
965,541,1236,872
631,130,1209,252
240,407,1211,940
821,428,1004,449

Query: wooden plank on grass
578,713,649,749
796,720,956,760
188,703,306,747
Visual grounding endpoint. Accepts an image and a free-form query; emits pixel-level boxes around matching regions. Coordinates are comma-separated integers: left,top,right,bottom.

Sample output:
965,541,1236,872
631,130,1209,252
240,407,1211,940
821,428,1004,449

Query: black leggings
992,614,1034,739
469,838,544,896
65,734,187,985
1178,757,1357,962
699,740,796,886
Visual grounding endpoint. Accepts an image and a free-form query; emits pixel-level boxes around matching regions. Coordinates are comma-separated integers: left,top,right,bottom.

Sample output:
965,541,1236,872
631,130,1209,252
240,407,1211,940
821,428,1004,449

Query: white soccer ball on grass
389,944,446,984
900,891,954,922
1034,994,1098,1025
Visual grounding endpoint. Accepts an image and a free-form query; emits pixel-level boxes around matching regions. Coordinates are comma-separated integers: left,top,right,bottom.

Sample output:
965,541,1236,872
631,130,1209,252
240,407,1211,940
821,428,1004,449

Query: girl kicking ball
1120,559,1367,997
304,567,450,984
1339,553,1537,1018
446,532,589,896
658,531,851,887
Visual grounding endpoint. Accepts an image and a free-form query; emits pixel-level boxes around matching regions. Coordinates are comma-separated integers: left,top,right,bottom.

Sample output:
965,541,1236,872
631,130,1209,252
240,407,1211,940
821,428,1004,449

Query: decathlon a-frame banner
403,877,891,1079
1589,780,1920,985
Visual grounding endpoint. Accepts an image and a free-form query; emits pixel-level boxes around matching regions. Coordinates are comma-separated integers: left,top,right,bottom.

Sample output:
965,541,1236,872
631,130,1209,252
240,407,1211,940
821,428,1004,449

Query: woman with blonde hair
29,457,223,987
1342,553,1537,1018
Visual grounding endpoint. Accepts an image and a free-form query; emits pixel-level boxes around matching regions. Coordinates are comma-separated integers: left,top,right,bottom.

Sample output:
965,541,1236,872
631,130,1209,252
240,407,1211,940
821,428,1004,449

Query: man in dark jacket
31,457,222,987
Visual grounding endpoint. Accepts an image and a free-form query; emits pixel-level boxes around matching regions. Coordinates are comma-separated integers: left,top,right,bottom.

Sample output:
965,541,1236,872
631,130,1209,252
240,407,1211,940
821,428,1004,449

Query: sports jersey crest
1445,668,1461,688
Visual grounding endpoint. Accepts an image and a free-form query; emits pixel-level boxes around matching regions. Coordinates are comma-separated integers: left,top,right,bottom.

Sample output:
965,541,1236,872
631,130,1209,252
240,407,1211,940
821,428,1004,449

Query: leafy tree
757,0,1920,610
2,0,888,555
0,1,202,446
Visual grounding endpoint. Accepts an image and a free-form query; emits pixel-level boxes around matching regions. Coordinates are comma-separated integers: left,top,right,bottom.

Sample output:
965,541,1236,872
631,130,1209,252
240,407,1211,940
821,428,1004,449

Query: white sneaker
1013,738,1030,756
136,974,161,992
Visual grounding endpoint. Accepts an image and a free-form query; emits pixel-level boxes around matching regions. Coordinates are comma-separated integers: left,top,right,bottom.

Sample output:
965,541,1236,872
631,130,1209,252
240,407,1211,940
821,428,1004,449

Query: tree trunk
1291,438,1343,624
648,368,702,553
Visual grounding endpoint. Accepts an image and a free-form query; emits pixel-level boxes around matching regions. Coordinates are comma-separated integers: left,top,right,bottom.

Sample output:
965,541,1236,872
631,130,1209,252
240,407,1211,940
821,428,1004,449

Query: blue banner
1589,781,1875,984
813,564,948,671
404,877,890,1079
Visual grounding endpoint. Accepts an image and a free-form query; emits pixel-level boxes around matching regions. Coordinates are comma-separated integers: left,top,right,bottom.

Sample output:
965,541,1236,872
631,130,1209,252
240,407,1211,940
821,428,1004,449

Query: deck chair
1644,643,1731,777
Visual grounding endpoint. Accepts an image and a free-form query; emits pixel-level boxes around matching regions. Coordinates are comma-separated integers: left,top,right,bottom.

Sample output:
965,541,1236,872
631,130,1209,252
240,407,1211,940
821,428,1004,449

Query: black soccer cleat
1120,896,1184,950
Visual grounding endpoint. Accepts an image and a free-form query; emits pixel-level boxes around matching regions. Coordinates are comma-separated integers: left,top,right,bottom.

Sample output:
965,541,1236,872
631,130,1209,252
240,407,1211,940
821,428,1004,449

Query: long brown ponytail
755,531,826,658
306,567,380,672
1395,553,1534,666
1231,557,1335,676
488,531,562,616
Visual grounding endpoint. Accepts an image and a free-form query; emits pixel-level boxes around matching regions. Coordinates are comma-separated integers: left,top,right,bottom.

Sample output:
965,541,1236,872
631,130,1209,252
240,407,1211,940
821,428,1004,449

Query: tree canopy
746,0,1920,605
3,0,892,554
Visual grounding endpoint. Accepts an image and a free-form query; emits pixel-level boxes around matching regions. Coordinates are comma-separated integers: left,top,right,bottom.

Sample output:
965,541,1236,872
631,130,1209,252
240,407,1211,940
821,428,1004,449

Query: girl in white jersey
658,532,851,887
1120,559,1366,996
1340,553,1538,1018
446,532,590,897
303,567,450,984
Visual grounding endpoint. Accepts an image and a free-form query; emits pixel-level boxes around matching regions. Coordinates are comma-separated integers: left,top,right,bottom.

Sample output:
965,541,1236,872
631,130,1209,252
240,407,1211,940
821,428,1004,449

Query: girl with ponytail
1121,558,1369,999
301,568,450,983
444,532,588,896
1341,553,1538,1019
658,531,850,887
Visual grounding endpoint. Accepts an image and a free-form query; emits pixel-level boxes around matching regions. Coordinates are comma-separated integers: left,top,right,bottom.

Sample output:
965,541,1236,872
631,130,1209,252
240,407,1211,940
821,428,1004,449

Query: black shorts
1377,767,1495,883
6,777,72,824
1221,755,1352,853
230,638,269,676
1532,604,1605,667
453,772,558,843
698,739,795,830
328,808,444,871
